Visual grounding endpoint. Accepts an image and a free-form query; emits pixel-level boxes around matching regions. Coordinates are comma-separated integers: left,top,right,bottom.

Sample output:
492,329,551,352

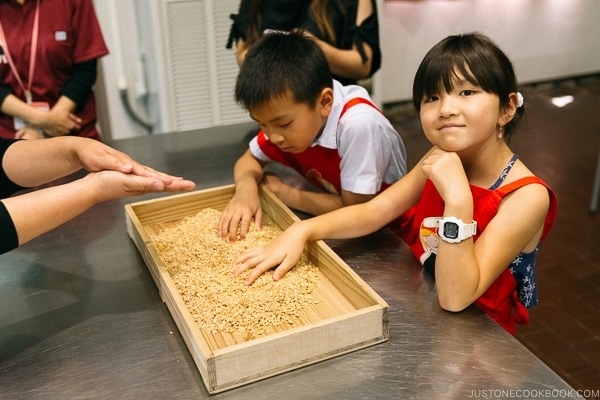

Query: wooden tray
125,184,389,393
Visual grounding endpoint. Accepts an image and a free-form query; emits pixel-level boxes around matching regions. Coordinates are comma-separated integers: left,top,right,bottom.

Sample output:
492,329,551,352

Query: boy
219,31,406,241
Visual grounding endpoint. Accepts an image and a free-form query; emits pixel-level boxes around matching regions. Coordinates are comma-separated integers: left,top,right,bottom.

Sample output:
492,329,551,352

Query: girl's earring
498,126,504,139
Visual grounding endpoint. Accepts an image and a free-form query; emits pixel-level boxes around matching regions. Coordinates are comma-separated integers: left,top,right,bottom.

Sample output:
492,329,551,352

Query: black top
0,138,24,254
227,0,381,85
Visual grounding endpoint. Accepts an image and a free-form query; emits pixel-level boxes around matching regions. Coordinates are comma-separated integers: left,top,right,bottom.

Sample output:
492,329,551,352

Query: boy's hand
218,190,262,242
262,173,293,203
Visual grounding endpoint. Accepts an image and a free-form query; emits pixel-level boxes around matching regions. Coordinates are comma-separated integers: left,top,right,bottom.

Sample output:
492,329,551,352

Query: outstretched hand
83,170,195,203
230,222,308,285
74,139,193,190
76,139,147,173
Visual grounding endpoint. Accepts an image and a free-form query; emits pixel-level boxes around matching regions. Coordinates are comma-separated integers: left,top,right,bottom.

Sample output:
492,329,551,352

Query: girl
231,32,558,334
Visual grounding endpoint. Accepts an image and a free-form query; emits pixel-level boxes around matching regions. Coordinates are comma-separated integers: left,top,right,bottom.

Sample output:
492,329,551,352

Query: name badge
13,101,50,130
55,31,67,41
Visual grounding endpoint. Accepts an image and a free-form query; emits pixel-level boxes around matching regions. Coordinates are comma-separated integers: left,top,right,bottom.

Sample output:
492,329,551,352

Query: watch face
443,222,459,239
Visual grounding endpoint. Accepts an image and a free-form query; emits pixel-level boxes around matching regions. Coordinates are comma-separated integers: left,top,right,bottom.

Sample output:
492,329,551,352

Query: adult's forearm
1,179,96,245
53,95,78,114
235,38,249,66
2,137,81,187
0,94,44,125
319,41,373,80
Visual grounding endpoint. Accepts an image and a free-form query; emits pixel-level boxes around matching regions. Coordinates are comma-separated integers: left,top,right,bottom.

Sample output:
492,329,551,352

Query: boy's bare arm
263,173,375,215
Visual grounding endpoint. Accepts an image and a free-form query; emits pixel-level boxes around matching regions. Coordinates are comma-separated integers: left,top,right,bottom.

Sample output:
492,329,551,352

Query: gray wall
94,0,600,139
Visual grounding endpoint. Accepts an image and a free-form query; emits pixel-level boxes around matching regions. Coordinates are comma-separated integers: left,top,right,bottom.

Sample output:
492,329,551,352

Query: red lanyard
0,0,41,104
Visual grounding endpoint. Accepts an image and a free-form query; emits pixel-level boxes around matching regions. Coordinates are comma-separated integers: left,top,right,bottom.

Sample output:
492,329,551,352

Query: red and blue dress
396,154,558,334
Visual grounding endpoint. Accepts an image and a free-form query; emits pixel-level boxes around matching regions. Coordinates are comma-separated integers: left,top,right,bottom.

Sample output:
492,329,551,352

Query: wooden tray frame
125,184,389,393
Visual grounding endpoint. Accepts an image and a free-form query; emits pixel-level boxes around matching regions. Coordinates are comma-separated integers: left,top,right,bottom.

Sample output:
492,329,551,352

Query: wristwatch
437,217,477,243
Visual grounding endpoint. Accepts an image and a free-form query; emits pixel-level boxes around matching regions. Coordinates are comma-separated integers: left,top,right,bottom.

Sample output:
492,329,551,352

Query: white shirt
250,80,407,194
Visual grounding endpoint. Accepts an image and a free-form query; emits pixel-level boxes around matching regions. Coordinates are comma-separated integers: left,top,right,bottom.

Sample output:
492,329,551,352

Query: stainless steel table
0,124,583,399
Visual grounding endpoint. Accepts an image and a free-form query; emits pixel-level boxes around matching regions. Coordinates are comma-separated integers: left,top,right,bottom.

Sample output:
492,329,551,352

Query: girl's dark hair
412,32,524,139
235,30,333,111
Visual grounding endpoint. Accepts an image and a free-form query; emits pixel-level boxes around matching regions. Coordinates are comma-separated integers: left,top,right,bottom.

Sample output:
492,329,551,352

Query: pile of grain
151,208,321,339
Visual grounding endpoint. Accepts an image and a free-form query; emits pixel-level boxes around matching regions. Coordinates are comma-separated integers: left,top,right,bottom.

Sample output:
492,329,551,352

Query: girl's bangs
421,56,480,98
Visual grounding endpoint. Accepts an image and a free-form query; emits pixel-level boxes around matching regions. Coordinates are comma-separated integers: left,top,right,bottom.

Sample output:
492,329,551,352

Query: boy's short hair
235,30,333,111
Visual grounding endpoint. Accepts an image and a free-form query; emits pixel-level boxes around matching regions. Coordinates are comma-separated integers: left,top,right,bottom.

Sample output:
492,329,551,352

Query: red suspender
495,176,558,241
338,97,382,123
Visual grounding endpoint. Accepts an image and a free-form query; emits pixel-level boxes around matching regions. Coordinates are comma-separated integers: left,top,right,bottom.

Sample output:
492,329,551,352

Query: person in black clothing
227,0,381,85
0,136,195,255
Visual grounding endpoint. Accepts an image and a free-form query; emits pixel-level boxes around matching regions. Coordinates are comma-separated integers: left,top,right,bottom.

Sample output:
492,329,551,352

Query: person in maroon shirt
0,0,108,140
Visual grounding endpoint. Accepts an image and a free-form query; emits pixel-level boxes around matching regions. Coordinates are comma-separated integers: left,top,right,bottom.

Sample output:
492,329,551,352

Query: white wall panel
95,0,600,139
96,0,249,139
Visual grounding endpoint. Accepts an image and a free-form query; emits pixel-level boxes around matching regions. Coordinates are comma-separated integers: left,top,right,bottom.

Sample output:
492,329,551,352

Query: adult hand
15,125,44,140
71,138,195,191
84,169,195,203
42,105,82,136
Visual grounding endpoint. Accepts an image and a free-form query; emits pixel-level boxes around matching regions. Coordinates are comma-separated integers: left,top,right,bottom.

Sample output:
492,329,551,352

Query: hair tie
517,92,524,108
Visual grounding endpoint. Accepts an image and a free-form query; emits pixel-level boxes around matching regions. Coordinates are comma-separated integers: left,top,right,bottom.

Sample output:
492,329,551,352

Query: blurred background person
227,0,381,86
0,0,108,140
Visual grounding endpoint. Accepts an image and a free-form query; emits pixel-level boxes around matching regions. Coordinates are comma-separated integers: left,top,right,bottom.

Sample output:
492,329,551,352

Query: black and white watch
437,217,477,243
